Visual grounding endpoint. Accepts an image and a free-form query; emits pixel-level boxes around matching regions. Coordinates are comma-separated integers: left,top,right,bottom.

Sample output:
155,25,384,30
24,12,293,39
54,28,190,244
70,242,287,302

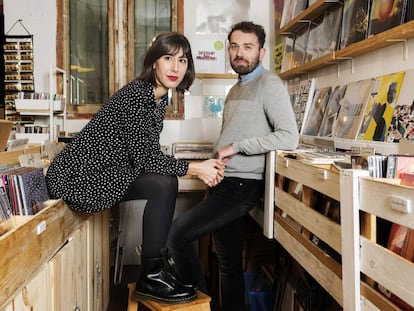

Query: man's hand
215,144,235,164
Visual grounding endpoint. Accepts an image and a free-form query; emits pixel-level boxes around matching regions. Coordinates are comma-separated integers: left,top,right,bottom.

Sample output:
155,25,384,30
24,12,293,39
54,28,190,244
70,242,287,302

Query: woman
45,32,225,303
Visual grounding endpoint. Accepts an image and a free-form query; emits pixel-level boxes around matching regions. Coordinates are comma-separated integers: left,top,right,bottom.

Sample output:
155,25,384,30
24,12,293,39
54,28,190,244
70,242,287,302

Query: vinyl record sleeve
358,71,405,141
332,78,374,139
368,0,407,36
340,0,371,49
318,5,343,56
386,69,414,142
292,23,311,68
302,86,332,136
318,85,347,137
304,14,324,63
280,36,295,73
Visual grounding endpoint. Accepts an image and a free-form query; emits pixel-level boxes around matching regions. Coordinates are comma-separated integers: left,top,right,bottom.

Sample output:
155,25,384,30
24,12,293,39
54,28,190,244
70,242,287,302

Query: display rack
14,67,66,143
262,150,414,309
3,34,34,121
278,0,414,80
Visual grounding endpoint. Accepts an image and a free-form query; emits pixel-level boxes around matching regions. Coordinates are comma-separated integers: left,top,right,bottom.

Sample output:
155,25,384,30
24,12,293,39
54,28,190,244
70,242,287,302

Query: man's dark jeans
168,176,264,311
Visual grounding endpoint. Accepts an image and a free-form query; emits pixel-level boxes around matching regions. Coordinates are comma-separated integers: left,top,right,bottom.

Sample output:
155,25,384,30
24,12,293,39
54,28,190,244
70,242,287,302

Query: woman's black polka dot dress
45,80,188,213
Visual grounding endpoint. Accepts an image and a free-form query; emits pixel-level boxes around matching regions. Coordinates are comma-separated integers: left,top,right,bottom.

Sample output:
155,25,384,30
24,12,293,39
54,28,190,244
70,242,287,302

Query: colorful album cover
368,0,407,36
318,4,343,56
302,86,332,136
340,0,371,49
318,85,347,137
386,69,414,142
292,23,311,68
332,78,374,139
358,71,405,141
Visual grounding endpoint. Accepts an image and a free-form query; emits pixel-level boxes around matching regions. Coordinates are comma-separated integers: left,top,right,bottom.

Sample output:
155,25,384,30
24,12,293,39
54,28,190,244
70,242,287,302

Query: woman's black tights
121,173,178,258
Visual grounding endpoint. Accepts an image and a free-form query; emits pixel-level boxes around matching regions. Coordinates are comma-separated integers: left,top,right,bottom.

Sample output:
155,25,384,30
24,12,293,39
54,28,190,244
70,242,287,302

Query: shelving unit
277,0,414,80
13,67,67,143
0,149,110,310
263,151,414,309
3,35,34,121
341,171,414,311
264,151,344,305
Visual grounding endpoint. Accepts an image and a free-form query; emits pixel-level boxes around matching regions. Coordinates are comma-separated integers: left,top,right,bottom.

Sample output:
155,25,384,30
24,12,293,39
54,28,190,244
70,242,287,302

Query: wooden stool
127,283,211,311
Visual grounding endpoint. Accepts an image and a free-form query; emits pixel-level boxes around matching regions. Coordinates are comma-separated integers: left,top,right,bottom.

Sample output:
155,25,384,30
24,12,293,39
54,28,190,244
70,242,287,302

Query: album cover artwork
406,0,414,22
332,78,374,139
290,78,317,134
318,4,343,56
304,14,324,63
358,71,405,141
317,85,347,137
340,0,371,49
280,36,295,73
291,0,308,20
386,69,414,142
280,0,297,28
302,87,332,136
292,23,311,68
368,0,407,36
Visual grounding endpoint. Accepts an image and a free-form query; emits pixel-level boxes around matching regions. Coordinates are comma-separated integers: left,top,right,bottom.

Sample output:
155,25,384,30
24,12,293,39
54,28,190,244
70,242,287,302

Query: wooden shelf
0,200,88,308
277,0,341,35
278,12,414,80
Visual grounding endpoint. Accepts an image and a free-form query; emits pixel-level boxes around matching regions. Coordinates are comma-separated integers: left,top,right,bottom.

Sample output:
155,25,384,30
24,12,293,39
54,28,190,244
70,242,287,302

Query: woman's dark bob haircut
138,32,195,94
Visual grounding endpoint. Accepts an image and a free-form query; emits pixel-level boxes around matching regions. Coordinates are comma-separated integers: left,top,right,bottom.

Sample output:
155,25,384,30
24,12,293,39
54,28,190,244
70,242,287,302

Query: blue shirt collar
239,63,264,82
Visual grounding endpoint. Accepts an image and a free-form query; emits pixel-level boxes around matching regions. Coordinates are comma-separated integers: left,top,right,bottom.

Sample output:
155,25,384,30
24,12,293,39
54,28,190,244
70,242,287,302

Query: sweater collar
239,63,264,82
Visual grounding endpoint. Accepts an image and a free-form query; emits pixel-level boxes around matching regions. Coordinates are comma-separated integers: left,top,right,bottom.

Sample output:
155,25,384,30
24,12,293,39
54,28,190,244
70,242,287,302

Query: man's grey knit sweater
213,67,299,180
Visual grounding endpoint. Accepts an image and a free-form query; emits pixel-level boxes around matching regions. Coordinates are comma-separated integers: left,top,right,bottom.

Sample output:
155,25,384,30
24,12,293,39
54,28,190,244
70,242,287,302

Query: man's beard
230,56,260,75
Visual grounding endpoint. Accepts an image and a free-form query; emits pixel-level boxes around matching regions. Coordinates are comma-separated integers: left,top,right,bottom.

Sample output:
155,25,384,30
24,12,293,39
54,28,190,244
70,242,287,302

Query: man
168,21,299,310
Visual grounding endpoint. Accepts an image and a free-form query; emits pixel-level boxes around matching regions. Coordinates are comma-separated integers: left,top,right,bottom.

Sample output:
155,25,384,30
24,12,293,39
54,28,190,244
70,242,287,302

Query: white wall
3,0,274,149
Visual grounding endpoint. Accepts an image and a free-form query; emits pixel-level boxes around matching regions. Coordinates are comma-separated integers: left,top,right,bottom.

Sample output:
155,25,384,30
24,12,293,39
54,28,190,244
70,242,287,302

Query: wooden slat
360,282,400,311
359,178,414,230
276,154,340,200
274,214,343,305
278,53,335,80
360,236,414,307
0,200,89,308
275,187,342,253
263,150,276,238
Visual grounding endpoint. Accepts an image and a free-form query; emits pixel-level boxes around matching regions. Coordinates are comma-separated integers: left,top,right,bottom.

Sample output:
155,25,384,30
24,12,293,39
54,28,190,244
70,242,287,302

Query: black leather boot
161,248,196,290
134,257,196,303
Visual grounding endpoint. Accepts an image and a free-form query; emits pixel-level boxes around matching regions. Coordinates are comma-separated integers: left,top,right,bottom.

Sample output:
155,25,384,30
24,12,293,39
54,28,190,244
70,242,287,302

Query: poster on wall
193,38,226,74
195,0,250,34
188,0,250,74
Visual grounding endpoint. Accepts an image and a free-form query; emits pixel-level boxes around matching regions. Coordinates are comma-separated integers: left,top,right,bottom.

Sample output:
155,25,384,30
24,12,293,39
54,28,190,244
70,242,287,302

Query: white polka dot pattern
45,80,188,213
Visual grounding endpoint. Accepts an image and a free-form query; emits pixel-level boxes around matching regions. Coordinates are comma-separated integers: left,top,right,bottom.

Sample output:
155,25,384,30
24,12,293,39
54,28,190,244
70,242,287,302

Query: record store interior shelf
278,4,414,80
0,150,110,310
262,150,414,310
